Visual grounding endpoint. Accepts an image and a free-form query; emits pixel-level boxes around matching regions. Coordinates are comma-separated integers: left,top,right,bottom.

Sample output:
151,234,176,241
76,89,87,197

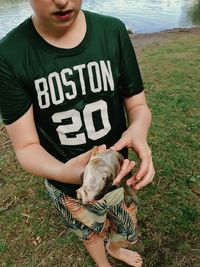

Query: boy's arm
112,91,155,190
5,105,94,184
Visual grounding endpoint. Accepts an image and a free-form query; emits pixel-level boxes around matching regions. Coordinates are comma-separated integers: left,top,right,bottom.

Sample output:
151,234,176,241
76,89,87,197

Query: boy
0,0,155,266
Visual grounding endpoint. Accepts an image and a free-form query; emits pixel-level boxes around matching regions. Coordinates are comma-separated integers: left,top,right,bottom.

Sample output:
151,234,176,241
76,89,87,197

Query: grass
0,31,200,267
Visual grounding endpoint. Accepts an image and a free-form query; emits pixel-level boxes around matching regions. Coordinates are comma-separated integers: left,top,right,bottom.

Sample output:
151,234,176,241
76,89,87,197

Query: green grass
1,31,200,266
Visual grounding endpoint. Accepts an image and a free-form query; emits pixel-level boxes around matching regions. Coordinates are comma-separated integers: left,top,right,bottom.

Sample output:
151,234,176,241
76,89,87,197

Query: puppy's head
77,156,109,204
76,147,124,204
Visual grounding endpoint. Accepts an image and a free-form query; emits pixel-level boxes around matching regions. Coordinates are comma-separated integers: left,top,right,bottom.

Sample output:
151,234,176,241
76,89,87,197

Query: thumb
82,149,93,162
111,137,127,151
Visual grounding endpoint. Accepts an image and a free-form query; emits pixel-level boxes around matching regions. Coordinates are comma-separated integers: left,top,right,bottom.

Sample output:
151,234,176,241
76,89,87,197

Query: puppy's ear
91,158,105,168
91,146,98,157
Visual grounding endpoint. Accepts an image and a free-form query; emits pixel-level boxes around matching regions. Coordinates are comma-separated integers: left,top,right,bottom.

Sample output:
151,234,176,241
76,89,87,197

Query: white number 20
51,100,111,145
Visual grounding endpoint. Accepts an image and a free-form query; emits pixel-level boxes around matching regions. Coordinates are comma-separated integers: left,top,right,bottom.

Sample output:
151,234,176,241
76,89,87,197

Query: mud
129,26,200,51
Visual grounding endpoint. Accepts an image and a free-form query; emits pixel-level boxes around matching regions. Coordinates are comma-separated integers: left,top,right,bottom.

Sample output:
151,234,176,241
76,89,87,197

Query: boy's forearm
5,106,83,185
16,143,63,180
15,144,82,184
127,104,152,138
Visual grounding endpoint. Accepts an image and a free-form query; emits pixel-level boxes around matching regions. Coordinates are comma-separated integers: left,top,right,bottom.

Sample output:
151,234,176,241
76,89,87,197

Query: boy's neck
32,10,86,49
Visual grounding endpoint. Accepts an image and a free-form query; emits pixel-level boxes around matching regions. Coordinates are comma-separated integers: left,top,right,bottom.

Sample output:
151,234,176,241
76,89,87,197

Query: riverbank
130,26,200,50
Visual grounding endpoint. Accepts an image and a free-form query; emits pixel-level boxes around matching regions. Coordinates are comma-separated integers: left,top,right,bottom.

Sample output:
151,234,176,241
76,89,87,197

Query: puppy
76,146,139,205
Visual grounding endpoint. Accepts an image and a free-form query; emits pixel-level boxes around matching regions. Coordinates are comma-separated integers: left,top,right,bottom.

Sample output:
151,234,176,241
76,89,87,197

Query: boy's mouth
53,9,74,21
54,10,73,17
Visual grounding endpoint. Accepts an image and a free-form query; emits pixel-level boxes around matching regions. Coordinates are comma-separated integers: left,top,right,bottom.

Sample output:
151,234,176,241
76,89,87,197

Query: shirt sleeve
119,23,144,97
0,56,32,125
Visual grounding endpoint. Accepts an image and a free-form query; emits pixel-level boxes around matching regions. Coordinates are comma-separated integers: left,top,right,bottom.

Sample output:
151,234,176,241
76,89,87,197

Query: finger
113,160,135,185
110,137,127,151
129,159,155,190
135,149,151,181
126,160,149,187
113,159,130,185
135,163,155,190
81,149,94,164
97,144,107,153
126,150,152,186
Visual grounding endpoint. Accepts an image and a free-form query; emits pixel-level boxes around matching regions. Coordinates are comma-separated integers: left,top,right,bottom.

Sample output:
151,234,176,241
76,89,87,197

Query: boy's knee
83,233,103,245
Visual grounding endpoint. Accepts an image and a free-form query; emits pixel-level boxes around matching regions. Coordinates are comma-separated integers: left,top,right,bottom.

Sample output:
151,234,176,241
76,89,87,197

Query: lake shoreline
129,26,200,50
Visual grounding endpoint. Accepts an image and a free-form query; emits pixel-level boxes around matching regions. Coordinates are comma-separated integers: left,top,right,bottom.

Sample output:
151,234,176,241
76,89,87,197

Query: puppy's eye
102,177,107,182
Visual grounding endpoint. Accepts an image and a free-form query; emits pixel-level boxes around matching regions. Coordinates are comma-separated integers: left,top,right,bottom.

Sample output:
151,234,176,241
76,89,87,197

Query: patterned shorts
45,180,138,244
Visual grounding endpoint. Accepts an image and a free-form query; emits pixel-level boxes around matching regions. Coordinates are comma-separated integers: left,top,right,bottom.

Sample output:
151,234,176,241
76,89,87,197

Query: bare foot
106,242,142,267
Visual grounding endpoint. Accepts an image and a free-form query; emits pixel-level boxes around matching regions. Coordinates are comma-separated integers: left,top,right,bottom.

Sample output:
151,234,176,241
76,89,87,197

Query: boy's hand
61,145,107,184
111,128,155,190
112,159,136,186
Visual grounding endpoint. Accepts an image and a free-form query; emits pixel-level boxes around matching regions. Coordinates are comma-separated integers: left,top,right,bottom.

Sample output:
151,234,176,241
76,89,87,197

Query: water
0,0,200,38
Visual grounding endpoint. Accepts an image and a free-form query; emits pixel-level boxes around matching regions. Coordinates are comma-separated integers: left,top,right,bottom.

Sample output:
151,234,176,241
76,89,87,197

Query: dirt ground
129,26,200,50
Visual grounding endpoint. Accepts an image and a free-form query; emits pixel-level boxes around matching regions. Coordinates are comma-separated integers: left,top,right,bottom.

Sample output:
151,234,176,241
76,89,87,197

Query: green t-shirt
0,10,143,196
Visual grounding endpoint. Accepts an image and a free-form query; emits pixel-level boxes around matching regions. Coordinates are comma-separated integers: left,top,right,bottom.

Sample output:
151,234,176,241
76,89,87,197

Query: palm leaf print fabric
45,180,138,243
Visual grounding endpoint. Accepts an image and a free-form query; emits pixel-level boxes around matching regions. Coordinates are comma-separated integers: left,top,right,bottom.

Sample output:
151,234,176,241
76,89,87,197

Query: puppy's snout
76,186,96,204
76,187,91,204
76,190,82,200
76,187,86,199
